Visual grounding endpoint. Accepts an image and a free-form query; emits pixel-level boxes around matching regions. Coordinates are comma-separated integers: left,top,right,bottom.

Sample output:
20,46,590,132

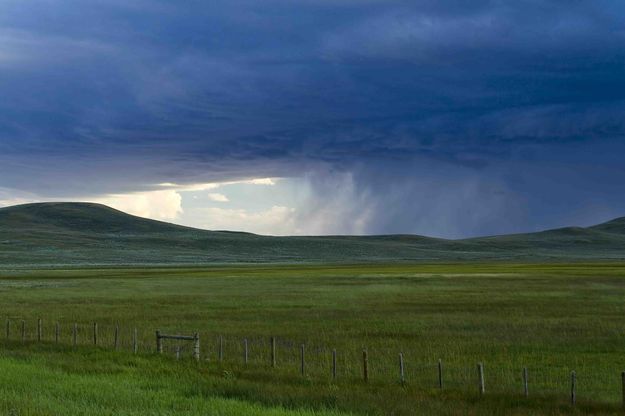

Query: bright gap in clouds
0,178,298,235
89,177,302,235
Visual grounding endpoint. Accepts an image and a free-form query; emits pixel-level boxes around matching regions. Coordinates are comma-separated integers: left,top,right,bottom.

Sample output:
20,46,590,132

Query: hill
0,202,624,266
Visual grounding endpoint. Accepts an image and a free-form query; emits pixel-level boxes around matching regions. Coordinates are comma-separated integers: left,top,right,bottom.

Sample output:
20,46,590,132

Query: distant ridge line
1,202,624,266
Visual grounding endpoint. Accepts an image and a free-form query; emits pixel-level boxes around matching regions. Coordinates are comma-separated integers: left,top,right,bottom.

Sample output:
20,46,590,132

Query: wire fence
3,317,625,407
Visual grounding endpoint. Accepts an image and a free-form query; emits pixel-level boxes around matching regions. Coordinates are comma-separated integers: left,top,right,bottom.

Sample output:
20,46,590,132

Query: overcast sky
1,0,625,237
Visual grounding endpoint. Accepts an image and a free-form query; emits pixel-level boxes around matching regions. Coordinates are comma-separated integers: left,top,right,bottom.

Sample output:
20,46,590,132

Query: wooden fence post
156,330,162,353
37,318,42,342
332,349,337,380
193,333,200,361
438,359,443,389
523,367,529,397
114,325,119,350
271,337,276,368
72,323,77,346
300,344,305,376
621,371,625,409
219,336,224,362
570,371,576,406
93,323,98,346
133,328,138,354
244,338,248,364
399,353,405,384
21,320,25,343
5,318,9,339
363,349,369,382
175,346,180,360
55,322,59,343
478,363,485,395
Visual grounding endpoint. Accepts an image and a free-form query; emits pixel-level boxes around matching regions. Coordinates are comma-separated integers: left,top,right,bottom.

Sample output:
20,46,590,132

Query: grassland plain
1,263,625,415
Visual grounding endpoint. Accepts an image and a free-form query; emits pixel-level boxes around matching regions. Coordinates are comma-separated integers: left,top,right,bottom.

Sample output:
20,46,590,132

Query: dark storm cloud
1,0,625,235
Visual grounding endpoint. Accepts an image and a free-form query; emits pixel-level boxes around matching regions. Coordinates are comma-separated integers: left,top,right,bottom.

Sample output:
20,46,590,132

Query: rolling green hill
0,202,624,266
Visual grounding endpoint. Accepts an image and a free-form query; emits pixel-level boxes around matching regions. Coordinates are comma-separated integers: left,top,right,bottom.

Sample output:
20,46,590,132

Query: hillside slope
1,202,624,266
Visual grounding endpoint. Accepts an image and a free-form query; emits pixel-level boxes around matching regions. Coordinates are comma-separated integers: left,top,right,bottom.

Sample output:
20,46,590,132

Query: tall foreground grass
1,263,625,414
0,343,350,416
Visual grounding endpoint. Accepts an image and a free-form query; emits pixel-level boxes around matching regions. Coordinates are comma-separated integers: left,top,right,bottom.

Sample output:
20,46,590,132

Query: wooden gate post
93,323,98,346
153,331,199,360
37,318,42,342
193,333,200,361
156,330,163,353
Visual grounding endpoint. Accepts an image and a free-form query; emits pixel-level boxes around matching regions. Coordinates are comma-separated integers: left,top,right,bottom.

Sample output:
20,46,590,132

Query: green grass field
1,263,625,415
